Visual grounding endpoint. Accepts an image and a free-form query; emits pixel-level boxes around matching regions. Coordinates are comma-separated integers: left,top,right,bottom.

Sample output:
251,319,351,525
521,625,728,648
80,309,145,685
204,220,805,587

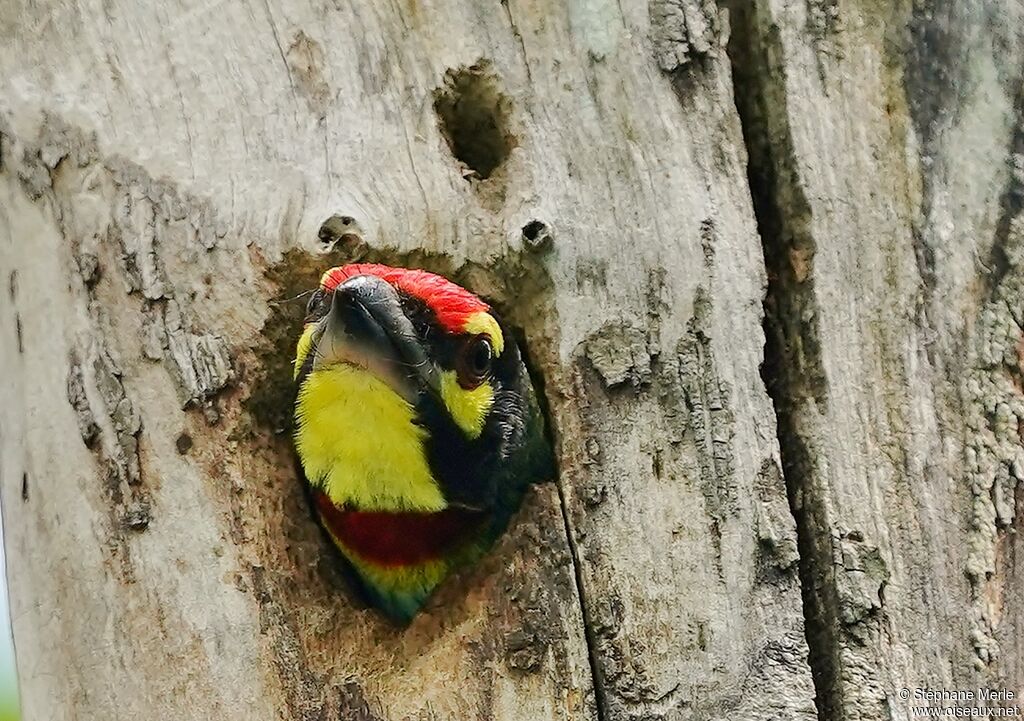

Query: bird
292,263,553,623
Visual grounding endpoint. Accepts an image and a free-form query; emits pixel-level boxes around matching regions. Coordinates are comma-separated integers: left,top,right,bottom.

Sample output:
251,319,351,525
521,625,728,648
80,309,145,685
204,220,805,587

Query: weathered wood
0,1,815,720
728,0,1024,718
14,0,1020,719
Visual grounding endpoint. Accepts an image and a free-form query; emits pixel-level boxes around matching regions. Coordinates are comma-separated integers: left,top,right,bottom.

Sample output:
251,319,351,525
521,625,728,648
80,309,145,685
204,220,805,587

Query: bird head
293,264,551,516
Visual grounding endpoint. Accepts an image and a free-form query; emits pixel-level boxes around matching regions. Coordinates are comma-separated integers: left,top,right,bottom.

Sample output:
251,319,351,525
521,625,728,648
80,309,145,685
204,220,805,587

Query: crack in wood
553,478,610,721
724,2,846,719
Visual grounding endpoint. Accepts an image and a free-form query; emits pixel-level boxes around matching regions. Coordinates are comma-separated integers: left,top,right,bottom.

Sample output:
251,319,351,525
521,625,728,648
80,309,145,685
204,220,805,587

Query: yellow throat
294,363,447,512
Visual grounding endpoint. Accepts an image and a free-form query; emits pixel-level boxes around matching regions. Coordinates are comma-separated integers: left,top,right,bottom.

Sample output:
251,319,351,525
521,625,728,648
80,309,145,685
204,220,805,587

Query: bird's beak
313,274,440,400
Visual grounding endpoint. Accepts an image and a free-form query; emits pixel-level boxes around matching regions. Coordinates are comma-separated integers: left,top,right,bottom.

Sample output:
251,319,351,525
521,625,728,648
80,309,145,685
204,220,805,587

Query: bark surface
0,1,1018,720
727,1,1024,718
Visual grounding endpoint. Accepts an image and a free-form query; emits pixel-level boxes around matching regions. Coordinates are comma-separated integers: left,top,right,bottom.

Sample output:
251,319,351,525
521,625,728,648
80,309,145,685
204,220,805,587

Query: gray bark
0,0,1018,720
728,0,1024,718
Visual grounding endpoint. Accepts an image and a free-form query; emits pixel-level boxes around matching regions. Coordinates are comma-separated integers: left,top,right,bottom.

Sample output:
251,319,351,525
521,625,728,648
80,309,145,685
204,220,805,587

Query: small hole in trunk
434,61,514,180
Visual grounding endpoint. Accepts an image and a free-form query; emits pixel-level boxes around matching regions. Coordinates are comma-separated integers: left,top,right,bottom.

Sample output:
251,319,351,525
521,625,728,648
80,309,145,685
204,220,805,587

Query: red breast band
314,491,485,567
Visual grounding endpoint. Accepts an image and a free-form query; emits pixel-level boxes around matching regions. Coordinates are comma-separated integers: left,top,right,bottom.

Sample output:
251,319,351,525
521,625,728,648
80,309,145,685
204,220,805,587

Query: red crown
320,264,489,333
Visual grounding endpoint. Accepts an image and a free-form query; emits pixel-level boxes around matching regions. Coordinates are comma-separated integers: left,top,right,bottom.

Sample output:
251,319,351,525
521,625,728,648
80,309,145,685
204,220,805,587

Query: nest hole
434,63,514,180
521,220,553,251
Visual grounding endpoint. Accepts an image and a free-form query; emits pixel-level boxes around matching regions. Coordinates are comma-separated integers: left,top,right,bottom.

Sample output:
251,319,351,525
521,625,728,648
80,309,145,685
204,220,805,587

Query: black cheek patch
416,390,500,510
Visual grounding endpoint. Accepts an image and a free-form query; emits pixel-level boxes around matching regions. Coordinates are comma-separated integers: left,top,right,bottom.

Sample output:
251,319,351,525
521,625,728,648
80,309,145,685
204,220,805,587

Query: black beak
316,275,439,395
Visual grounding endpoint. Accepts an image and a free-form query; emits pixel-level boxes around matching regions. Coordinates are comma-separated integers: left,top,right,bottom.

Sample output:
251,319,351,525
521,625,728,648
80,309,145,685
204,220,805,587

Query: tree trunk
727,1,1024,718
0,2,1018,721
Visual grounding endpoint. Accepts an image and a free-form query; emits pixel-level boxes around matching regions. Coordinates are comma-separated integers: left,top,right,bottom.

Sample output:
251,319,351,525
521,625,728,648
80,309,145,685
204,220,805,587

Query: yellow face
293,273,506,513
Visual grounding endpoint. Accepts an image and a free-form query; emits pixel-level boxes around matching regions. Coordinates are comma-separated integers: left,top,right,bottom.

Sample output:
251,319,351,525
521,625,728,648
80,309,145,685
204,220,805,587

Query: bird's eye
456,336,493,388
470,338,493,374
